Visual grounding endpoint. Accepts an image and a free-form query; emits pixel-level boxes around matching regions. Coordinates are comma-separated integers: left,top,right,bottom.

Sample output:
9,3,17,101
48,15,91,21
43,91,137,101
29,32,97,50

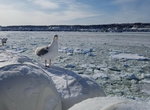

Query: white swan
35,35,58,67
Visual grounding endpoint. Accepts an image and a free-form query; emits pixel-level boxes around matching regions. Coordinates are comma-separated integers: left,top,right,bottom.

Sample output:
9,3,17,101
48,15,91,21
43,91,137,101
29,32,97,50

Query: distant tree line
0,23,150,32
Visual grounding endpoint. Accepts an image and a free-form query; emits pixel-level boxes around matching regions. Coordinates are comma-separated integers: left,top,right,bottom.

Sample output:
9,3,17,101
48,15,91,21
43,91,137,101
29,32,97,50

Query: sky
0,0,150,25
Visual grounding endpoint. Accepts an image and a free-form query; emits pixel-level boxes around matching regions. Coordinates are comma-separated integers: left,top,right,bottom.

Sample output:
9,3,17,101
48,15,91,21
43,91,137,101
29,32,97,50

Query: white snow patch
0,64,62,110
42,66,106,110
0,52,34,67
69,97,150,110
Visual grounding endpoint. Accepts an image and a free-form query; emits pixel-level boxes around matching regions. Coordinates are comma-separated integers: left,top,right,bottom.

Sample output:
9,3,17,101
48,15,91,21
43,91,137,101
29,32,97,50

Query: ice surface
140,80,150,95
69,97,150,110
0,31,150,105
6,47,27,53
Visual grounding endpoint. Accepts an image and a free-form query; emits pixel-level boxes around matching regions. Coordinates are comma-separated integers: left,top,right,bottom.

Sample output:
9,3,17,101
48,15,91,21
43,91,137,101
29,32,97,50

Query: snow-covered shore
69,97,150,110
0,51,105,110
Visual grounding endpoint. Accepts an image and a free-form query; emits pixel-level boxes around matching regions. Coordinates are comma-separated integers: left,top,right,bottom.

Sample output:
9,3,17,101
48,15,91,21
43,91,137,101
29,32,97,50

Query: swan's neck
48,39,58,47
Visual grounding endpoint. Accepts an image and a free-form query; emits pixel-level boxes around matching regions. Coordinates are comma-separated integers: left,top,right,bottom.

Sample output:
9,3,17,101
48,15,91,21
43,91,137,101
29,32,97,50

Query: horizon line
1,22,150,27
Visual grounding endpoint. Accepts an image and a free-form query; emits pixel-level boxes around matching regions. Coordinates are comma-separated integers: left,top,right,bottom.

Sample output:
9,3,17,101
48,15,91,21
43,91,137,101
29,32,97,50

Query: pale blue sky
0,0,150,25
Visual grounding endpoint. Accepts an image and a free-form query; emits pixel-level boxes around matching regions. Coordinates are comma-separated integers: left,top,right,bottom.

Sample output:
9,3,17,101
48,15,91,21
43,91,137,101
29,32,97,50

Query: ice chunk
58,47,74,53
92,72,109,80
121,74,139,81
59,47,96,56
110,52,149,61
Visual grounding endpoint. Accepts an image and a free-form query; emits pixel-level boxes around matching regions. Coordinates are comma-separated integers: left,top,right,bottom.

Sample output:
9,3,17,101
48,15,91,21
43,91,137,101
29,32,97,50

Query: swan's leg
45,60,47,67
49,59,51,67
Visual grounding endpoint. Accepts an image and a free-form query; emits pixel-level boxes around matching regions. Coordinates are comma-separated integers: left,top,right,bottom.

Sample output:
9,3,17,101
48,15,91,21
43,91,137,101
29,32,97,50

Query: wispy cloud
28,0,59,9
0,0,149,25
0,1,100,25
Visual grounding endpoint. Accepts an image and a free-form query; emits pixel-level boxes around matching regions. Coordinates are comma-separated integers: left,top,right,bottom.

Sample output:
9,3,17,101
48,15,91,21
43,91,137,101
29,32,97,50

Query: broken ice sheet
110,51,149,61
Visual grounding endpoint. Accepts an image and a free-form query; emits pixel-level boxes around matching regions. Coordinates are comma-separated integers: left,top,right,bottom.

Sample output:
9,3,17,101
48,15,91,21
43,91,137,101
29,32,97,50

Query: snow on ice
58,47,96,56
69,97,150,110
43,66,105,109
110,51,150,61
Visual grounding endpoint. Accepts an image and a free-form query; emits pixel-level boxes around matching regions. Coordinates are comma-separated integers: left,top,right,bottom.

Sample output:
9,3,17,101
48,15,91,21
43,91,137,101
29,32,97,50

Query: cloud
0,2,99,25
0,0,149,25
28,0,59,9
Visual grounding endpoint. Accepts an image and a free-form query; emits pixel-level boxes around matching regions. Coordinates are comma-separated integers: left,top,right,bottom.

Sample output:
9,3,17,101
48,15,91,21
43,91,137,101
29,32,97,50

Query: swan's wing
35,47,48,56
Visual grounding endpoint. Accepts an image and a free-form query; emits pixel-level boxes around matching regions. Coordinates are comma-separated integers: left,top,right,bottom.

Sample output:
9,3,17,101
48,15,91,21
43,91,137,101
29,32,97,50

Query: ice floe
110,51,149,61
121,74,139,81
58,47,96,56
92,72,109,80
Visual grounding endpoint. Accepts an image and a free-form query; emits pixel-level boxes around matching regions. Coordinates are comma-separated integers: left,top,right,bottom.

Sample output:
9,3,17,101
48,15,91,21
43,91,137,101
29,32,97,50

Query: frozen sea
0,31,150,100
